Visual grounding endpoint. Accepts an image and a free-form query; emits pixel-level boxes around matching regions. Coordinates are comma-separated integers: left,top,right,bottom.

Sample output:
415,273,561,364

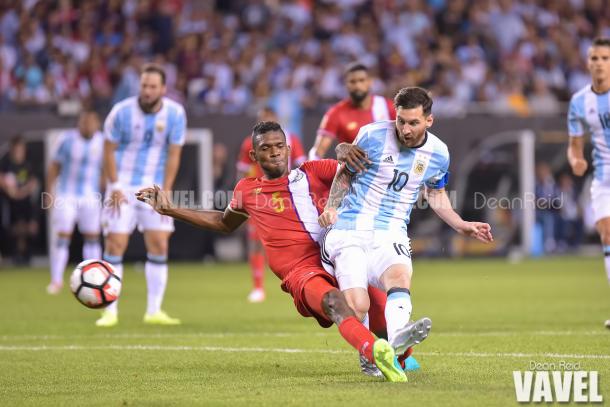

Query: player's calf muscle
322,290,355,325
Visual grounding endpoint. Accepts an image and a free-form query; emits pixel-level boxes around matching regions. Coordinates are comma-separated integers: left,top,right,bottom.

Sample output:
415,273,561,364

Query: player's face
345,70,371,104
139,72,166,110
249,131,290,179
395,106,433,147
78,113,99,139
587,46,610,82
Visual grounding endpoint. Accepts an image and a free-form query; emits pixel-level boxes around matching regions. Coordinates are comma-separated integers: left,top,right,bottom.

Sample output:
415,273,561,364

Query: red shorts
281,265,338,328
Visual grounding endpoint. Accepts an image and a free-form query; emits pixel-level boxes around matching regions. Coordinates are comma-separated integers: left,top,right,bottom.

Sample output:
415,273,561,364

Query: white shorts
52,195,102,235
320,228,413,291
102,188,174,235
591,179,610,223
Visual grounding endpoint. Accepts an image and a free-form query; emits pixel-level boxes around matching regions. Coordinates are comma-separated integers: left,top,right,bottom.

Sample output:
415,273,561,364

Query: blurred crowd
0,0,608,118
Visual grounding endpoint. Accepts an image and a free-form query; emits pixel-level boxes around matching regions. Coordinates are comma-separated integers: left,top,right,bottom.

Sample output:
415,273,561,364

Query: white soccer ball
70,260,121,309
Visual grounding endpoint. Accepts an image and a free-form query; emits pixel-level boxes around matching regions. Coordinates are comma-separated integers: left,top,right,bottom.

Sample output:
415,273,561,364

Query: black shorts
9,198,33,223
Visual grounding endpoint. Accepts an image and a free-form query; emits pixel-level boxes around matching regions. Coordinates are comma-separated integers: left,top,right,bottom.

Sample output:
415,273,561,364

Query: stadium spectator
0,0,607,116
0,135,39,265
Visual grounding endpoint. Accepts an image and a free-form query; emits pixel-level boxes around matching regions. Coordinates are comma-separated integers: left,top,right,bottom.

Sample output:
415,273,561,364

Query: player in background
319,87,493,357
137,121,411,382
566,37,610,329
44,110,104,294
98,63,186,327
236,106,306,302
308,63,395,161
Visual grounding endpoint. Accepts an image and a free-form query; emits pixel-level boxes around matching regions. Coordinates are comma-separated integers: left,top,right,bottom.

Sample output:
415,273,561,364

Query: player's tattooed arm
318,166,353,227
135,185,248,234
335,143,371,173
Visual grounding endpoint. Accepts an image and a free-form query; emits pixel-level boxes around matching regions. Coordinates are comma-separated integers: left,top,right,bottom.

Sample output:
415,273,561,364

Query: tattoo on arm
325,166,353,210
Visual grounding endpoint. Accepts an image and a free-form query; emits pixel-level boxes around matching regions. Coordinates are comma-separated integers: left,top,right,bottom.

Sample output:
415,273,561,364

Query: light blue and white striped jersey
104,96,187,187
52,130,104,198
568,85,610,181
334,120,450,231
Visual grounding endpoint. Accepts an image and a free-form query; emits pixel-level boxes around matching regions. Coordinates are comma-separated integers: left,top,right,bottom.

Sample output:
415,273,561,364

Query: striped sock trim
146,253,167,265
604,245,610,257
387,287,410,297
84,238,100,244
103,253,123,265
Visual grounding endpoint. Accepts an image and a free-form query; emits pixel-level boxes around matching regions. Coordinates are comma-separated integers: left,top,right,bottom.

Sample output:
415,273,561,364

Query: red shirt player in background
308,63,396,160
236,107,306,303
136,121,410,382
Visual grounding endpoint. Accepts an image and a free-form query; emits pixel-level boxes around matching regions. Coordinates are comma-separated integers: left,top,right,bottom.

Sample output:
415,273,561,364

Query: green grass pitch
0,257,609,406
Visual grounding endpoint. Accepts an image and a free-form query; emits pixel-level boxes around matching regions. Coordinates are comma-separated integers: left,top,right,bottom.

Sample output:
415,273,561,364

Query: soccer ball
70,260,121,309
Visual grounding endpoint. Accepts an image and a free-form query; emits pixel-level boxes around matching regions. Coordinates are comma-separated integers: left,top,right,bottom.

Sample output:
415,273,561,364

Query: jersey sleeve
169,104,187,146
567,95,585,137
51,134,68,163
228,179,249,215
104,104,122,144
289,135,306,167
387,99,396,120
236,137,253,173
301,159,340,186
425,153,450,190
317,105,340,139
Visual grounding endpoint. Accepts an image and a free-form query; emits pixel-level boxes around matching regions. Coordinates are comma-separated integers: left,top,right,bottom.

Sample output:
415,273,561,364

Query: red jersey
318,95,396,144
236,133,306,178
229,160,338,289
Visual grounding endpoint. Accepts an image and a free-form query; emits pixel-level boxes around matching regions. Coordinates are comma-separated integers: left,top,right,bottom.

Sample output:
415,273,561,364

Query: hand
318,207,338,227
457,221,493,243
107,189,127,217
337,144,371,173
570,158,588,177
135,184,173,215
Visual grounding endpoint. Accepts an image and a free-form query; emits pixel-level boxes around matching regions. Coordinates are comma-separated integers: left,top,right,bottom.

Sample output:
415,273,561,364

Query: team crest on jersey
289,171,304,183
347,121,358,131
414,160,426,175
254,187,262,195
155,122,165,133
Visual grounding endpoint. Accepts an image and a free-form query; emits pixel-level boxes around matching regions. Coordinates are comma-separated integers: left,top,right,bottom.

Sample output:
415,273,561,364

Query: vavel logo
513,362,603,403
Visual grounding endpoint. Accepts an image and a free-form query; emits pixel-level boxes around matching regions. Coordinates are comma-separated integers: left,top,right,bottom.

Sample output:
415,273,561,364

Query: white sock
83,238,102,260
604,246,610,284
50,237,70,285
385,288,412,345
361,313,370,329
145,254,168,315
103,253,123,315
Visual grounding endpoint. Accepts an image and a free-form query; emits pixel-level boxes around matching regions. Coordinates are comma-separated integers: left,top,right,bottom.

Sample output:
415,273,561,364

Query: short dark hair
344,62,369,77
394,87,433,116
141,63,166,85
592,37,610,48
251,121,286,148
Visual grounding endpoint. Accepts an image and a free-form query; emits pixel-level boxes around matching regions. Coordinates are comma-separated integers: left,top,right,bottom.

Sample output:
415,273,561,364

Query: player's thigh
51,197,77,235
136,199,174,247
369,230,413,290
102,194,136,236
321,228,369,291
76,197,102,236
591,180,610,242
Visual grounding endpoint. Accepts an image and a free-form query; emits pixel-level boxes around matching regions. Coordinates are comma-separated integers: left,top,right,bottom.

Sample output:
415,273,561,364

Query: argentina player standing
319,87,493,357
97,64,186,327
566,37,610,329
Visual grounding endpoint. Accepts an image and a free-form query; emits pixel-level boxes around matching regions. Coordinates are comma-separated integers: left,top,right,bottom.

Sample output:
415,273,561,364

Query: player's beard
139,96,162,113
349,90,368,105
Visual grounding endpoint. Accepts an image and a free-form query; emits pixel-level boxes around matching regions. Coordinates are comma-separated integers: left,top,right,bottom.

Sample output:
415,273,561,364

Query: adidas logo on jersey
383,156,394,164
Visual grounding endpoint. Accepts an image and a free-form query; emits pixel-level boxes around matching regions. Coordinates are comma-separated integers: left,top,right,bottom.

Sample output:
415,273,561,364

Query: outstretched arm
318,165,353,227
425,187,493,243
136,185,248,234
567,137,588,176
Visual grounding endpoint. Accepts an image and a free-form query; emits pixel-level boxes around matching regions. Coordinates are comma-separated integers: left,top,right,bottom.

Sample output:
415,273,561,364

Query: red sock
398,347,414,369
338,316,375,362
249,252,265,289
